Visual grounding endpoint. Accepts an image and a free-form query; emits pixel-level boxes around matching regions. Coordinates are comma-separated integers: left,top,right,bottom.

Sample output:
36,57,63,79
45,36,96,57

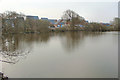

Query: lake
0,31,118,78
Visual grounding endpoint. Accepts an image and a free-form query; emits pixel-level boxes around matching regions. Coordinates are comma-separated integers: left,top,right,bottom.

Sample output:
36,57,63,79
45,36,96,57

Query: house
101,23,111,26
41,18,57,24
41,18,72,28
54,19,65,28
26,16,39,20
41,18,57,28
75,24,84,27
48,19,57,24
55,19,87,28
85,20,89,23
41,18,48,20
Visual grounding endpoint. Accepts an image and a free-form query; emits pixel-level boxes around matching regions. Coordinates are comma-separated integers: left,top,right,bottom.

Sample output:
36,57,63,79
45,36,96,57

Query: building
54,19,65,28
26,16,39,20
41,17,57,25
48,19,57,24
41,18,48,20
41,18,72,28
101,23,111,26
41,18,58,29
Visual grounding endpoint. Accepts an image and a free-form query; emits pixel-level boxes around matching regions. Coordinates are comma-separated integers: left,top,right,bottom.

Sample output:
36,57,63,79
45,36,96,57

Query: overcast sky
0,0,119,23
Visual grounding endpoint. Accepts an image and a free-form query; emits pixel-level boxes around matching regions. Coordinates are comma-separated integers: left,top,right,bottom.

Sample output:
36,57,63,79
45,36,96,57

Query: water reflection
0,32,103,64
0,33,53,64
0,32,118,78
0,35,30,64
59,32,103,52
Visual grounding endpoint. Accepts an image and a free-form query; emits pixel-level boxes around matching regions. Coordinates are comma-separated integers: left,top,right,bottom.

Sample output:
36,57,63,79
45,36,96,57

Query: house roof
55,19,65,25
48,19,57,24
26,16,39,20
41,18,48,20
101,23,111,26
41,18,57,24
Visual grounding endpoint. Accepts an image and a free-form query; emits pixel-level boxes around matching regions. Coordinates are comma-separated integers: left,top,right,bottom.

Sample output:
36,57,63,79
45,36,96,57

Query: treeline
57,9,119,31
0,10,119,34
56,22,116,32
84,22,114,31
0,11,50,34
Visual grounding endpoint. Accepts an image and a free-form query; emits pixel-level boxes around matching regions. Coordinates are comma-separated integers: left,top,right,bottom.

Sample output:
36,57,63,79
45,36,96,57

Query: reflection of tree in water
0,35,30,64
23,33,50,44
0,33,51,64
60,32,103,52
0,32,104,63
0,50,29,64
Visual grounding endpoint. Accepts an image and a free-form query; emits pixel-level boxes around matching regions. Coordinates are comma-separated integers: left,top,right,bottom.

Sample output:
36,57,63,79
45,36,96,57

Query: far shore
1,30,119,35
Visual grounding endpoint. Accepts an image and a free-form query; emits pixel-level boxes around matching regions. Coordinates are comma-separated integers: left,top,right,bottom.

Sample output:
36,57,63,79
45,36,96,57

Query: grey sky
0,0,119,23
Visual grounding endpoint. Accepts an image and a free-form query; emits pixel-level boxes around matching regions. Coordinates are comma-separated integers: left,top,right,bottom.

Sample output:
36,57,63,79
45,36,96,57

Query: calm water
0,32,118,78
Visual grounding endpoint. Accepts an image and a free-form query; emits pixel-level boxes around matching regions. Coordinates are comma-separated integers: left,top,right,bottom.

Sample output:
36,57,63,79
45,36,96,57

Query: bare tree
1,11,25,33
1,11,24,19
62,9,85,29
24,19,50,33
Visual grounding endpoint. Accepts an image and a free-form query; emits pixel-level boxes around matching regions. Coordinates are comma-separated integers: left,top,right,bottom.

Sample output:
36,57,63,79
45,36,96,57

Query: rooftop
26,16,39,20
